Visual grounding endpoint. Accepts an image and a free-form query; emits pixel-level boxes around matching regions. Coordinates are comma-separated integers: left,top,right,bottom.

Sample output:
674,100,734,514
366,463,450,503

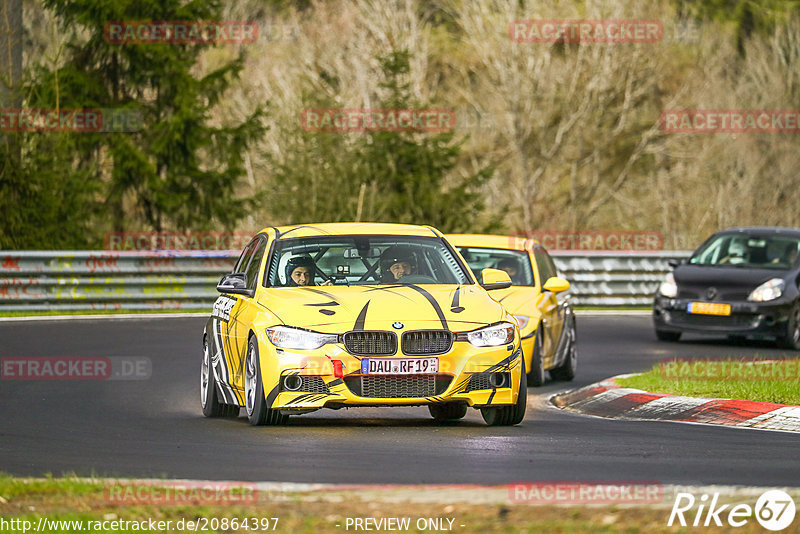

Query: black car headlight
659,272,678,298
747,278,785,302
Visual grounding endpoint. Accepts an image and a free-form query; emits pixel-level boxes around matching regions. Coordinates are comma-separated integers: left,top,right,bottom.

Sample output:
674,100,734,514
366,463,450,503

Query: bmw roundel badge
392,322,404,329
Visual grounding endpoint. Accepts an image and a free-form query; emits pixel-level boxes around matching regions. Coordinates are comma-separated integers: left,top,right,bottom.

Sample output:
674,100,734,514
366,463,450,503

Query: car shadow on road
240,416,487,428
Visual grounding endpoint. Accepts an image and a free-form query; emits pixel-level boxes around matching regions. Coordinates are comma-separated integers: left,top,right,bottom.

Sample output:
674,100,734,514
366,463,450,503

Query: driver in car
773,243,800,265
380,246,417,282
496,257,523,285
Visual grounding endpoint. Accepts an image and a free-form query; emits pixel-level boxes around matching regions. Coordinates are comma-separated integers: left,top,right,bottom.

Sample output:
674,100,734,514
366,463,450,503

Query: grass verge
616,359,800,405
0,474,781,534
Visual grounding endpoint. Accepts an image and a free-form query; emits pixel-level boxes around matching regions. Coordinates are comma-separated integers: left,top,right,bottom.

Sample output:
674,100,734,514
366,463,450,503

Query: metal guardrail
550,251,692,306
0,251,237,311
0,250,692,311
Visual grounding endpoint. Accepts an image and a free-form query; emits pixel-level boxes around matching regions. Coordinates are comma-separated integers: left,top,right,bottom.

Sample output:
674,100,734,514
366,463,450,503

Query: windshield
454,246,535,286
265,235,472,287
689,233,800,269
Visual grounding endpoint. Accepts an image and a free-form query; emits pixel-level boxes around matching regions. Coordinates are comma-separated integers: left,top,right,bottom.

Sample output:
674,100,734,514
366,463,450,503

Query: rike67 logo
669,490,796,531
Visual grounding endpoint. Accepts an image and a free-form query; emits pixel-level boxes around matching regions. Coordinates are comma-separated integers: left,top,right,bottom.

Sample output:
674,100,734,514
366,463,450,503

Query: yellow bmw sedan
446,234,577,387
201,223,526,426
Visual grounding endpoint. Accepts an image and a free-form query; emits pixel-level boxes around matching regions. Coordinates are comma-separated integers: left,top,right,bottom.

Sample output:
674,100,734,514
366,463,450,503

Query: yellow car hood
485,286,541,336
258,284,506,333
492,286,539,316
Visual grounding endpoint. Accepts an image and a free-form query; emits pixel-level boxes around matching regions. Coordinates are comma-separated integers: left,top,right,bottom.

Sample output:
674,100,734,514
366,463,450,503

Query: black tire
526,327,545,387
777,304,800,350
428,402,468,422
481,356,527,426
244,336,288,426
201,337,239,418
655,329,681,342
550,319,577,381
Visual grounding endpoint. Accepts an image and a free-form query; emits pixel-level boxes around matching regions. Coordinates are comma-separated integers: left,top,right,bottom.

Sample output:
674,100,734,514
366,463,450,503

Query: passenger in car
285,256,332,286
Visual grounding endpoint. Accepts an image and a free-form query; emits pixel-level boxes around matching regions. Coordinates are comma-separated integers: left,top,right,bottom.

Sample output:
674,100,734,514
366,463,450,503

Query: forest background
1,0,798,250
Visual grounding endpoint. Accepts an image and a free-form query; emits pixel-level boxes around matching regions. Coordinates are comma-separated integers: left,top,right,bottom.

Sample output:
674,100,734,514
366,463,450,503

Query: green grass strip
616,358,800,405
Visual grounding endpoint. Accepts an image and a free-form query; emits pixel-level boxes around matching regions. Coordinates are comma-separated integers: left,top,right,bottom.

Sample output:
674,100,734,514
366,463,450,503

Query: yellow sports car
201,223,526,426
446,234,577,386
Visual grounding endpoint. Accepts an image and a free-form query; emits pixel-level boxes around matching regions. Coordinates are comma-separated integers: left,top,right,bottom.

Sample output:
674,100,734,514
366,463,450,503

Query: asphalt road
1,315,798,485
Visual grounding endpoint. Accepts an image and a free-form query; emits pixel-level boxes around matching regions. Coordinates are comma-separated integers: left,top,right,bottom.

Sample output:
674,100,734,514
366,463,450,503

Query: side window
544,251,559,279
534,250,556,285
234,238,258,274
244,239,267,290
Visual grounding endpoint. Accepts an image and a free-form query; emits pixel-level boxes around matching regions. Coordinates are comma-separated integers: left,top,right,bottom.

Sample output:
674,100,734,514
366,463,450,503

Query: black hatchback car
653,227,800,349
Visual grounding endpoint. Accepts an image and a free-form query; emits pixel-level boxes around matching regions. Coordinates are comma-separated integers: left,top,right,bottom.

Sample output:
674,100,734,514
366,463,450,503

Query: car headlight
458,322,516,347
265,326,339,350
747,278,785,302
659,272,678,298
512,314,530,330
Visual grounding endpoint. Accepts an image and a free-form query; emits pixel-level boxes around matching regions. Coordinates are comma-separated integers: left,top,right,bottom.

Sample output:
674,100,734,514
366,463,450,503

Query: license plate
360,357,438,375
687,302,731,316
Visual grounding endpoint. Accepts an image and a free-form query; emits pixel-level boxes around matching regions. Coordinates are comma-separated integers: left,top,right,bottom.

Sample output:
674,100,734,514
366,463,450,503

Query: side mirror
543,276,570,293
217,273,250,295
667,258,683,268
481,268,512,290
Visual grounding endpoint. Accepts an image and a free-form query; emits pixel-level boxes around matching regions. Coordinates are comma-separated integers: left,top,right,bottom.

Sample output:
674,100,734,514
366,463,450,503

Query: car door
227,236,268,392
533,247,565,368
211,238,255,399
214,236,267,393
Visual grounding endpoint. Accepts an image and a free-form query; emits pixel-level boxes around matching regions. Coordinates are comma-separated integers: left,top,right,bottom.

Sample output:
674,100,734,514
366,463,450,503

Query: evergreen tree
1,0,265,248
360,50,497,233
268,49,499,233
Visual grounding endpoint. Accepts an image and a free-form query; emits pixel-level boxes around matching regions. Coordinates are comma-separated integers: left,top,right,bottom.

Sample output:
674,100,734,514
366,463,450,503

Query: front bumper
653,295,793,337
255,330,523,413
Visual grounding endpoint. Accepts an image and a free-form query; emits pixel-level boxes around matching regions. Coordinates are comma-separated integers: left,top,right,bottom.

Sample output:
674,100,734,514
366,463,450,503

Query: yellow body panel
446,233,569,371
446,233,541,252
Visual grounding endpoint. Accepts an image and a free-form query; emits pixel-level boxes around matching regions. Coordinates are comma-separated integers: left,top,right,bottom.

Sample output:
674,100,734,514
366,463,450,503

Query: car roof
714,227,800,238
445,233,541,252
260,222,442,239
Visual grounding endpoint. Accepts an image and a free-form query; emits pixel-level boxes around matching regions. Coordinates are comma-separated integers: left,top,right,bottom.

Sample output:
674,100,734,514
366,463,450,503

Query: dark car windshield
689,233,800,269
265,235,472,287
454,247,535,286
